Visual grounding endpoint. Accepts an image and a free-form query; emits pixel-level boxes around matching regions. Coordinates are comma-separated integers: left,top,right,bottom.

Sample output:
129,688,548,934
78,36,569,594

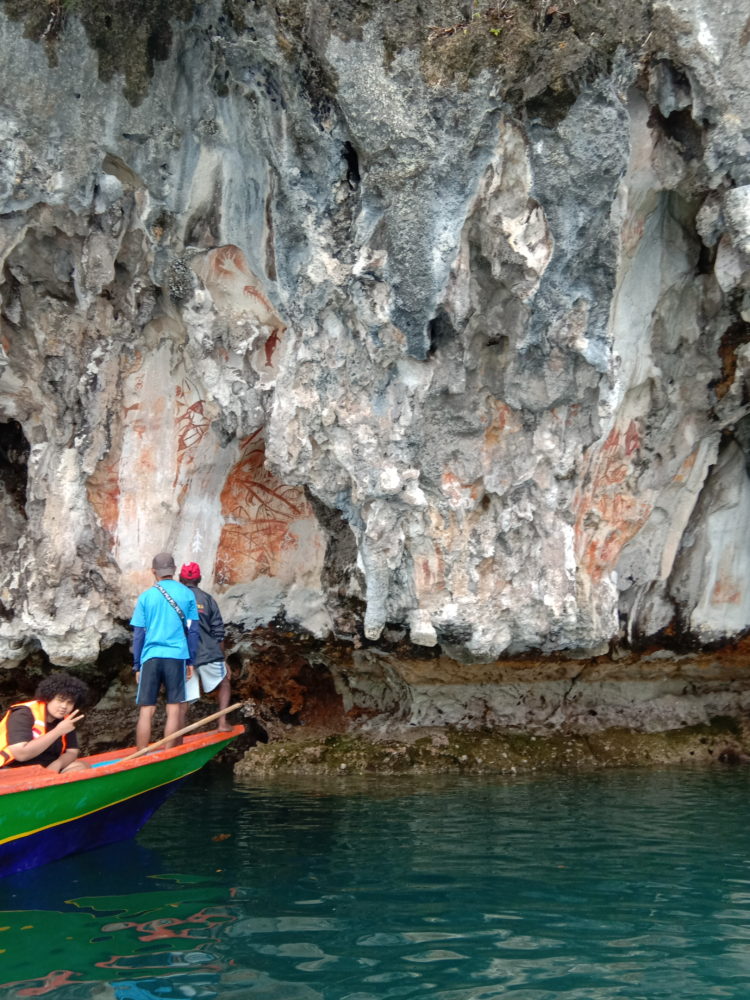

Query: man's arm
187,620,200,665
132,625,145,674
184,592,200,669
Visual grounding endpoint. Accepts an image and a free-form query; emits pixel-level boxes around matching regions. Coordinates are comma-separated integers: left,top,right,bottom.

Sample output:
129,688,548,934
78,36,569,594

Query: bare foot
216,724,233,733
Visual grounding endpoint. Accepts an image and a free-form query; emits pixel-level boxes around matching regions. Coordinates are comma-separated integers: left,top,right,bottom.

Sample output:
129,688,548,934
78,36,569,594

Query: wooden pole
119,702,244,763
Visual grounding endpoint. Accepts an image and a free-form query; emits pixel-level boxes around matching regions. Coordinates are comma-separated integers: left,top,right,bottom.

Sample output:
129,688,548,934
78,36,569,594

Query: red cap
180,562,201,581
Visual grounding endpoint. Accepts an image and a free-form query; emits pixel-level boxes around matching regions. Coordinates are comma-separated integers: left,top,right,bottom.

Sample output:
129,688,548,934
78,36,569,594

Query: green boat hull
0,728,241,877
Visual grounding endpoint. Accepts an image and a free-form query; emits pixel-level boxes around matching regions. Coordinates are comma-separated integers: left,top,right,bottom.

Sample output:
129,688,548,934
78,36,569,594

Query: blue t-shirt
130,580,199,666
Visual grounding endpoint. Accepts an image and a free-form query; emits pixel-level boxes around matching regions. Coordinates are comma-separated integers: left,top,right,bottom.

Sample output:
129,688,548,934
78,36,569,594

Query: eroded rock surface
1,0,749,731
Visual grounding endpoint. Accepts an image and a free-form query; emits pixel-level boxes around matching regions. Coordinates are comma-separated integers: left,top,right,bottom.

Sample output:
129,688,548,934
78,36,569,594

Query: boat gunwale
0,724,244,796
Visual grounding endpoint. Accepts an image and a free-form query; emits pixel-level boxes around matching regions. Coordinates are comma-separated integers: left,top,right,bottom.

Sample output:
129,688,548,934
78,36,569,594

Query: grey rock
0,0,748,713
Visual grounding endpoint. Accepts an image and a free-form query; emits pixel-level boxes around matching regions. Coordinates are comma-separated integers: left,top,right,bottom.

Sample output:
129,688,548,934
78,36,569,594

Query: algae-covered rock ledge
234,719,748,777
229,639,750,776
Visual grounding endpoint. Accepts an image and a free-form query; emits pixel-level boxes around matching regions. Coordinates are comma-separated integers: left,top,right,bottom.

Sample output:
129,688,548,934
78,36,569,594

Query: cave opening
649,106,706,161
342,141,361,189
0,419,29,516
427,308,457,357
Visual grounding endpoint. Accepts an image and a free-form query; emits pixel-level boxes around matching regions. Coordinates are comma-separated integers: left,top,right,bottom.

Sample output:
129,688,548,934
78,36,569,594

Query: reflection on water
3,767,750,998
0,874,233,998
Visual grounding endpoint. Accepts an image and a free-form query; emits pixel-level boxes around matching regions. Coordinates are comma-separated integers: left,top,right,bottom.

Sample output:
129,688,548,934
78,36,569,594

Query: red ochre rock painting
86,355,145,539
173,376,213,493
175,378,211,457
574,419,651,581
711,577,742,605
87,453,120,540
710,553,743,606
483,400,520,451
214,430,312,585
195,244,286,366
413,534,447,594
263,327,281,368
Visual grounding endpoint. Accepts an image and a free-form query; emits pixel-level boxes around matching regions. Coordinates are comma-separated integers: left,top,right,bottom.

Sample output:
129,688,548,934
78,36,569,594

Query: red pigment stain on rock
175,379,211,456
673,449,697,483
87,455,120,539
415,549,446,593
198,245,287,367
624,420,641,456
483,401,518,450
711,573,742,605
574,419,650,581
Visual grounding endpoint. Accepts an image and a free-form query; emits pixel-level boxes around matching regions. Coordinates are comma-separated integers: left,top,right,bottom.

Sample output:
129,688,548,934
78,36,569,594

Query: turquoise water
2,766,750,998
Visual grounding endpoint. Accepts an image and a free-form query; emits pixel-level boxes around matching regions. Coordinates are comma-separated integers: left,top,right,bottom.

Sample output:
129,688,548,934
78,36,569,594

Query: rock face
0,0,749,720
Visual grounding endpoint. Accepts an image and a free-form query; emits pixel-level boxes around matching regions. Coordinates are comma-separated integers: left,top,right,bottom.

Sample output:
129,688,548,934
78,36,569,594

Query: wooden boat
0,724,243,878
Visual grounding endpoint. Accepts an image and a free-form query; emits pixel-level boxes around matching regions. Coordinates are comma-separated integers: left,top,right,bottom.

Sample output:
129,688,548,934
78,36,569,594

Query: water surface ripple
2,767,750,999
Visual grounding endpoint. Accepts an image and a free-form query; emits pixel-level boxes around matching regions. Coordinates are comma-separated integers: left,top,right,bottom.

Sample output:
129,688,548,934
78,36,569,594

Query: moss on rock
0,0,664,115
234,718,747,777
1,0,196,103
266,0,652,113
418,0,653,106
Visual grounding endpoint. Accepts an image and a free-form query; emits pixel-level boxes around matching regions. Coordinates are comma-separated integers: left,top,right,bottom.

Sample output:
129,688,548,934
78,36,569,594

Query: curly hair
35,672,89,708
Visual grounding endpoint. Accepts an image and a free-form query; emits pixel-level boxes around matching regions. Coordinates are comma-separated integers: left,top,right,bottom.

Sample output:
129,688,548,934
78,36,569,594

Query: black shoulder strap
154,583,189,637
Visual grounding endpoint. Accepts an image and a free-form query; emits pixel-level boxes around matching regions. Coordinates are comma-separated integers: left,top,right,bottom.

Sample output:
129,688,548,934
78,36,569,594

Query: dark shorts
136,657,187,706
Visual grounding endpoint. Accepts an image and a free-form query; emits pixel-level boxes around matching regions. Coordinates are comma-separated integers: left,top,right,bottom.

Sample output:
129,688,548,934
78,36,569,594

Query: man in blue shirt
131,552,199,749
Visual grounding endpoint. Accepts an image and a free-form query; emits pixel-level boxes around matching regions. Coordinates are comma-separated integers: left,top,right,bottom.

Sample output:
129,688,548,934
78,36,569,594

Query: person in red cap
178,561,232,731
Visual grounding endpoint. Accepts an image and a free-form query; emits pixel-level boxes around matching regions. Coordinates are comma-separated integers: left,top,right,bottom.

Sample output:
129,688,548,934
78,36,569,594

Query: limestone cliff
1,0,749,732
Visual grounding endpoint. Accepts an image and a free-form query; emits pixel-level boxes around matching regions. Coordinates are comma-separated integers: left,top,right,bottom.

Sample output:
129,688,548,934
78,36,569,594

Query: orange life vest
0,700,67,768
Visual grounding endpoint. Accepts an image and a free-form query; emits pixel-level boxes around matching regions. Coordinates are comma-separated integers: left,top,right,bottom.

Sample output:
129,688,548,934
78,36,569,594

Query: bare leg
163,703,182,748
216,675,232,731
61,760,91,773
178,701,189,729
136,705,156,749
179,666,198,737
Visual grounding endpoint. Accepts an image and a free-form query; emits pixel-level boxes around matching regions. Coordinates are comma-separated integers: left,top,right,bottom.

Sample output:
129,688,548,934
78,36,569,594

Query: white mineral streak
0,0,748,724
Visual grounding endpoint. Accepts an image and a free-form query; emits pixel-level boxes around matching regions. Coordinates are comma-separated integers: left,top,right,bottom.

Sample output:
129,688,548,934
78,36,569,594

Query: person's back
131,552,199,748
178,562,231,731
134,578,199,662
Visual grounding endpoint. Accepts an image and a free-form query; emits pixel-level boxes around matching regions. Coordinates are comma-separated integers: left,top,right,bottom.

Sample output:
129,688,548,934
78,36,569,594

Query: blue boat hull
0,777,186,877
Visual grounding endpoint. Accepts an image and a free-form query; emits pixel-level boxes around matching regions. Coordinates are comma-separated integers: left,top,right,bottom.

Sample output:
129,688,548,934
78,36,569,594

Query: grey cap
151,552,176,573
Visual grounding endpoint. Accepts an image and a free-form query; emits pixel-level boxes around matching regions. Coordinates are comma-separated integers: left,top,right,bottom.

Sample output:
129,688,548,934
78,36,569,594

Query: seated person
0,671,89,773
